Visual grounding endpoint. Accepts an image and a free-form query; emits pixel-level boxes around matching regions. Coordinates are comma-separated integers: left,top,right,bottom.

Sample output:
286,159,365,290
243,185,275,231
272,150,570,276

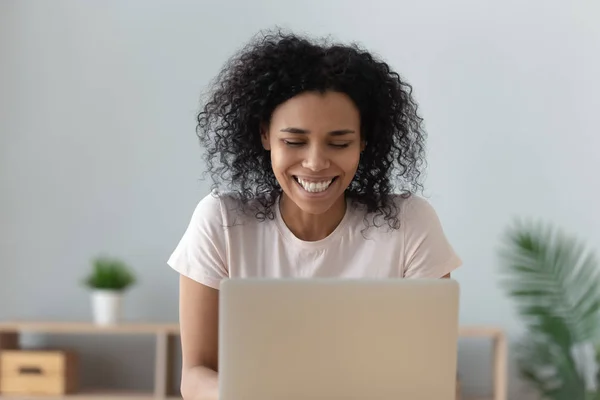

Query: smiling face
261,91,364,215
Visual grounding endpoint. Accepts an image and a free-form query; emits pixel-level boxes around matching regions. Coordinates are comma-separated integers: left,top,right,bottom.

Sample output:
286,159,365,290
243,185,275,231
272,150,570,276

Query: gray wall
1,1,599,398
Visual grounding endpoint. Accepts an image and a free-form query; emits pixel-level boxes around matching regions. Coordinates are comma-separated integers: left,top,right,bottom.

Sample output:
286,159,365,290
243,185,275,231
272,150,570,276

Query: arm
168,193,229,399
179,275,220,400
401,196,462,278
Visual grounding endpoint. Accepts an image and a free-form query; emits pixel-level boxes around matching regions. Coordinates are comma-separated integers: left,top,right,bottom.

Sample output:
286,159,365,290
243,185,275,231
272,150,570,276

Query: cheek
269,147,293,177
337,151,361,174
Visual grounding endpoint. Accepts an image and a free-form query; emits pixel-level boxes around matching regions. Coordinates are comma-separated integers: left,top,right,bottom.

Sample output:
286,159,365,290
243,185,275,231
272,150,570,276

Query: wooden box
0,350,78,395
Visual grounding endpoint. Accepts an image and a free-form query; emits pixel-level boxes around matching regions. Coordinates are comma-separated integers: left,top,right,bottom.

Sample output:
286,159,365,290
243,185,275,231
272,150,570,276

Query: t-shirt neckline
274,194,353,249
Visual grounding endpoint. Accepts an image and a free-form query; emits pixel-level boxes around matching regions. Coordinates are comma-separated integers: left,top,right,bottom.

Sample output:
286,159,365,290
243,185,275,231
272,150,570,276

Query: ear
260,125,271,150
360,140,366,152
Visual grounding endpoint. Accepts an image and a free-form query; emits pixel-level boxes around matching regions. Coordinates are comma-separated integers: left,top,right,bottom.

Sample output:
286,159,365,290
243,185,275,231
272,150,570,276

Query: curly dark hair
196,29,427,229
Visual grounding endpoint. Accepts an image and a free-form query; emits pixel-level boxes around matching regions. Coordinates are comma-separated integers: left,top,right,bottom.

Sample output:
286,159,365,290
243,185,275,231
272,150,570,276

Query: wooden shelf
0,322,179,335
0,321,502,338
0,322,507,400
0,390,181,400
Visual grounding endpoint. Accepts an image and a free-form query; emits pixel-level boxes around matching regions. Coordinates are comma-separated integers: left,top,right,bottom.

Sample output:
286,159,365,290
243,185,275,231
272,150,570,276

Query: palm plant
498,218,600,400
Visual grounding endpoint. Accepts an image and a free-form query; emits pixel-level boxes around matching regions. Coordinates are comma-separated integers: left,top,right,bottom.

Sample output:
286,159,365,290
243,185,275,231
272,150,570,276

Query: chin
291,199,339,216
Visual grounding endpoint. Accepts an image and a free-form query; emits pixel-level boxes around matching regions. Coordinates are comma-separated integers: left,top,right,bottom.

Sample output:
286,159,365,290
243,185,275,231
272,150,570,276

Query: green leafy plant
84,256,136,291
498,218,600,400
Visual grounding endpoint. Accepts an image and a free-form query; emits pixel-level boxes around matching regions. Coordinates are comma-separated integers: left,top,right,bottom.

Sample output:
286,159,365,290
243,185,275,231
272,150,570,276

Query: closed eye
283,140,305,147
282,140,351,148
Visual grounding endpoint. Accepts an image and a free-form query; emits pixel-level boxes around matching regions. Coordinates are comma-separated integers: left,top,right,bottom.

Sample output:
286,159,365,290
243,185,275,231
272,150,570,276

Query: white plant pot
91,290,123,325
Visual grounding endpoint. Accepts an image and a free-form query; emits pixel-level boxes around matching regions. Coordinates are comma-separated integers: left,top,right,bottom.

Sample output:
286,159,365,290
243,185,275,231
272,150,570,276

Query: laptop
218,278,460,400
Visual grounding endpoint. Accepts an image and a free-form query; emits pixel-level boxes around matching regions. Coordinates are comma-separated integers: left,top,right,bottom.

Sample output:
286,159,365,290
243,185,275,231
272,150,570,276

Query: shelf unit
0,322,507,400
459,326,508,400
0,322,179,400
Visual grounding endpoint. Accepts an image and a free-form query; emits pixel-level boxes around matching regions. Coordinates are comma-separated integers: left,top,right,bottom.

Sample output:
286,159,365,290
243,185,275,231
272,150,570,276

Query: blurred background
1,1,599,399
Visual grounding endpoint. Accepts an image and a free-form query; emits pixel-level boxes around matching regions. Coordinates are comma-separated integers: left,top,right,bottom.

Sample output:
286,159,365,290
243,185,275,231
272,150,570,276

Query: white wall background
1,0,599,398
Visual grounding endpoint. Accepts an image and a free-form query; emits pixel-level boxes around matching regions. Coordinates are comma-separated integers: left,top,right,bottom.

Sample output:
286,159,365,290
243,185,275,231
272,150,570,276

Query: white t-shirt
167,190,462,289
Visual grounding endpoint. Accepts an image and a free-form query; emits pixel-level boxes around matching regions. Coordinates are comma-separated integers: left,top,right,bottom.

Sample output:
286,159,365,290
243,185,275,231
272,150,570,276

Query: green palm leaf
499,219,600,342
498,218,600,399
515,334,585,399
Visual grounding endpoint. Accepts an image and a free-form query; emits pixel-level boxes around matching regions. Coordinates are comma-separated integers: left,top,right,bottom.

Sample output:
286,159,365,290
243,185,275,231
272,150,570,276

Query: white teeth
296,177,334,193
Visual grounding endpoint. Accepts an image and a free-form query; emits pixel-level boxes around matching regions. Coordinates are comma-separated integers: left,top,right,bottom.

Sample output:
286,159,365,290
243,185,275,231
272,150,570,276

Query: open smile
293,176,338,194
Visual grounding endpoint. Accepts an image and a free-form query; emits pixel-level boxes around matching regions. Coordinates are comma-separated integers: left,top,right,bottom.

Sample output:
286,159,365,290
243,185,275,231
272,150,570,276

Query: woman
168,30,462,400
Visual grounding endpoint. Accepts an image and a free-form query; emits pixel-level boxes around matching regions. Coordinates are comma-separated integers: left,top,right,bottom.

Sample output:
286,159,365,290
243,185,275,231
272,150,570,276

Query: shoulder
192,189,225,215
189,189,265,229
187,189,225,227
390,193,451,242
167,189,237,288
351,193,441,232
389,193,462,278
392,193,442,226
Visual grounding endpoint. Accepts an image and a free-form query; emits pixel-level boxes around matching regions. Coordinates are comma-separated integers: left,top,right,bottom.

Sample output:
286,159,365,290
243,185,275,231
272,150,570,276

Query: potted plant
498,218,600,400
84,256,136,325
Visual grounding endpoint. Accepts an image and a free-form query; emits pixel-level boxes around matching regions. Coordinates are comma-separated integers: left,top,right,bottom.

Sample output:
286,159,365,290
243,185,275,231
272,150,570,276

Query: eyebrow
280,127,355,136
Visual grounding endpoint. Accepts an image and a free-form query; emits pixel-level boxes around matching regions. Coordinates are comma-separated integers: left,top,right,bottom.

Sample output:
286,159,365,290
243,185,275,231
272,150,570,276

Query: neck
279,194,347,241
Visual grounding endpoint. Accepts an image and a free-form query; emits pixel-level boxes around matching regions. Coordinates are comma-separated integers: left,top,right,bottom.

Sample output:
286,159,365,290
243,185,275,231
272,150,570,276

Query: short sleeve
167,192,229,289
401,196,462,278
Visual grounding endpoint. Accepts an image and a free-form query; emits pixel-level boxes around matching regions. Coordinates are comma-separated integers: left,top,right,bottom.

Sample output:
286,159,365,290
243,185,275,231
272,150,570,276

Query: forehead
270,91,360,130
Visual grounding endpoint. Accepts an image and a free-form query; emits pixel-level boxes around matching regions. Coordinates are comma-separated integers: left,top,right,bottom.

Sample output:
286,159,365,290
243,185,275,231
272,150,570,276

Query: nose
301,145,330,172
